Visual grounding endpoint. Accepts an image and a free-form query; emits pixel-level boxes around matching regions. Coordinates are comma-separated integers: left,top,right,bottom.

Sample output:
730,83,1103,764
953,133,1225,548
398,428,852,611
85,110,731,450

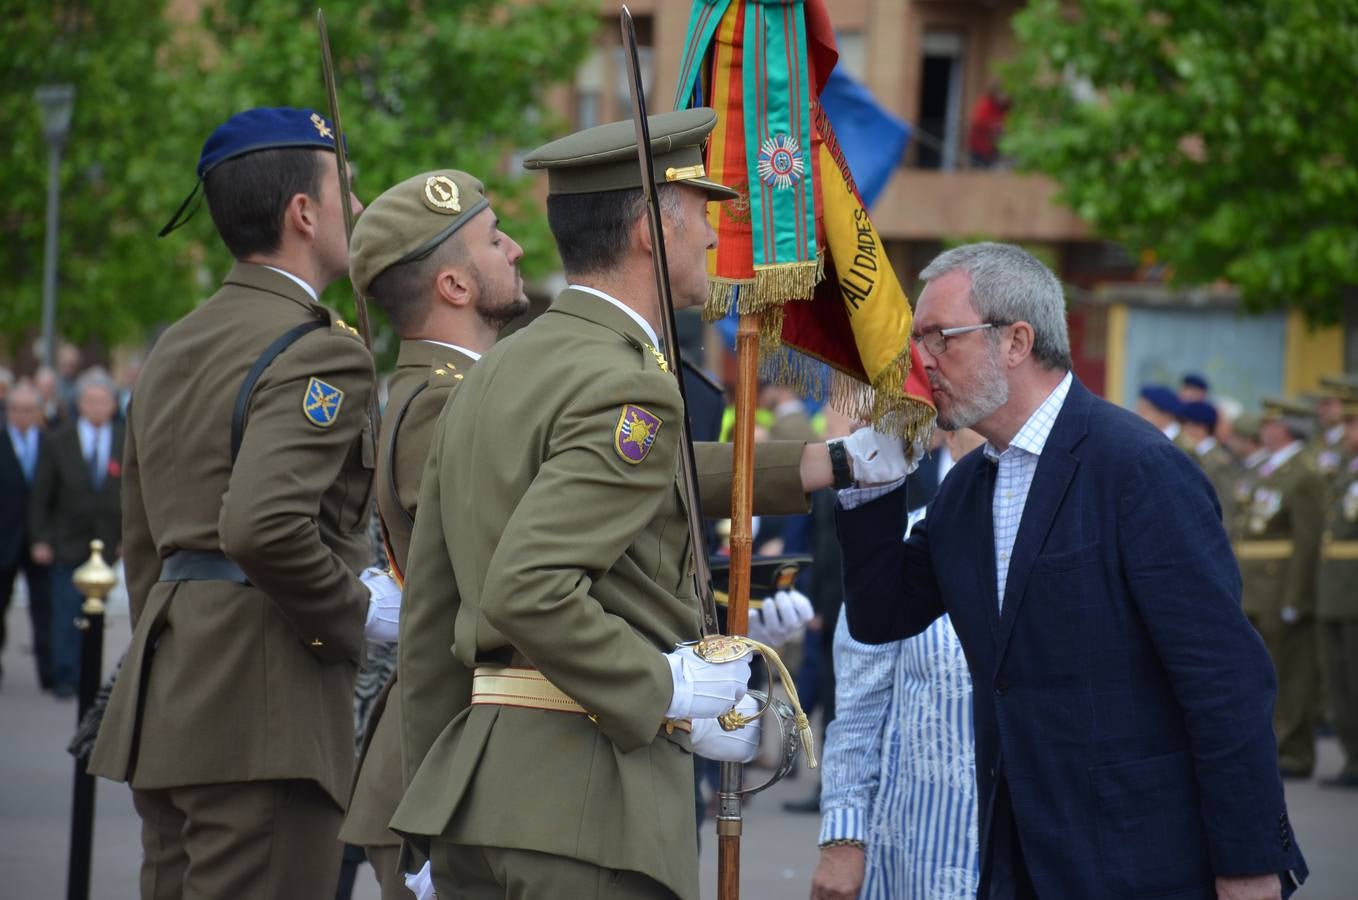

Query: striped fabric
982,371,1072,608
819,612,978,899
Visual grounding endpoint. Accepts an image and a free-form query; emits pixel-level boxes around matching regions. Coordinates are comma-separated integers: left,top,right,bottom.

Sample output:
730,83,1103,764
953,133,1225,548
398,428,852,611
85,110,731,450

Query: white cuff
837,478,905,510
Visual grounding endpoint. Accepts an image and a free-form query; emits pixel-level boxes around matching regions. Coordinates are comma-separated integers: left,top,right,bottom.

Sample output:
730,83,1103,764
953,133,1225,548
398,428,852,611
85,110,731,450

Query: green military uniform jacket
392,288,809,900
1318,457,1358,621
340,340,471,848
1238,445,1326,621
88,263,375,808
1191,439,1240,530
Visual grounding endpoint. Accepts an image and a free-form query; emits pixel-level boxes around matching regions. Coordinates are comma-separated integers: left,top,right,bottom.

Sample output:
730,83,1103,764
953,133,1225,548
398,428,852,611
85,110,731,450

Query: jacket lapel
995,380,1090,662
973,459,1001,639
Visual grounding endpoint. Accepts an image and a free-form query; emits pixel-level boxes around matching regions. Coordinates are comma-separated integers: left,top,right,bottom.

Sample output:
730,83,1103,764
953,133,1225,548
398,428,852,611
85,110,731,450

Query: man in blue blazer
837,243,1305,900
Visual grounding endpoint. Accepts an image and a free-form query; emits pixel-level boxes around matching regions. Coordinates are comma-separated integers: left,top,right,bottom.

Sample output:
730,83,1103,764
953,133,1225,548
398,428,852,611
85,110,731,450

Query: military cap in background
709,555,809,609
1261,395,1315,439
1233,413,1263,440
523,107,737,200
161,107,345,236
349,169,489,298
1180,400,1218,431
1319,373,1358,402
1139,385,1181,416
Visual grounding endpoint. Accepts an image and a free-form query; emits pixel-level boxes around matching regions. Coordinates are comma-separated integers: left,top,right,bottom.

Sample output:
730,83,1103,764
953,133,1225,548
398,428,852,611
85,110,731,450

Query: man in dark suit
1,383,54,689
837,243,1305,900
29,371,124,699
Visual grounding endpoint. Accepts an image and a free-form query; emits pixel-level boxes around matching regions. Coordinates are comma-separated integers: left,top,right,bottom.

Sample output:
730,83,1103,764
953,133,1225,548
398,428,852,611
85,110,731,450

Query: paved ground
2,602,1354,899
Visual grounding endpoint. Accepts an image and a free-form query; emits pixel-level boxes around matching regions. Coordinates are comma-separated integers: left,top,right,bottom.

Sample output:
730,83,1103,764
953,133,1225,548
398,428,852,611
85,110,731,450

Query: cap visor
689,176,739,201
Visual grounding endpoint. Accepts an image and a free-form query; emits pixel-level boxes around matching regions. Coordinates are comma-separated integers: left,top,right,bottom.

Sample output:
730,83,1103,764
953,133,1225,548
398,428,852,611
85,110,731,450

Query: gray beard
935,346,1008,431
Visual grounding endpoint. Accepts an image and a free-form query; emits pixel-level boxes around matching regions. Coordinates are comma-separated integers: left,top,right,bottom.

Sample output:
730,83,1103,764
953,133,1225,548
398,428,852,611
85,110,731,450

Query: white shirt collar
262,265,319,302
1266,440,1305,471
1244,447,1271,469
983,371,1073,462
422,339,481,362
568,284,659,347
1327,423,1344,446
1195,436,1218,456
1163,421,1181,441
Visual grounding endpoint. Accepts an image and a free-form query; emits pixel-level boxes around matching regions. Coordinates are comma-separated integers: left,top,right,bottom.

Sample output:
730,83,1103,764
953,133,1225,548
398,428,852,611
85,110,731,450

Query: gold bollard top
73,539,116,616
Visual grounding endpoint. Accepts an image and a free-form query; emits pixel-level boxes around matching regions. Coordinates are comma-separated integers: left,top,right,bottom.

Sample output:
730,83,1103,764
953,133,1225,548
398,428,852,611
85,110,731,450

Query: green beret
349,169,490,298
523,107,737,200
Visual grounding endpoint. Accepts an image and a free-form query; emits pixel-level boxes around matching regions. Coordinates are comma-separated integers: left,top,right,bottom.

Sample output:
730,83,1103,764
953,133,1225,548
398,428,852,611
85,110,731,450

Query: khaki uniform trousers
365,843,415,900
1321,621,1358,776
431,842,676,900
132,779,343,900
1252,614,1320,773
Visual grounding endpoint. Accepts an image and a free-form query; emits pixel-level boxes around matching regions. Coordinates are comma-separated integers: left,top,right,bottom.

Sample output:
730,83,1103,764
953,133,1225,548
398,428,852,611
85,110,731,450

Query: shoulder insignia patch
303,377,345,427
614,404,663,464
645,344,670,373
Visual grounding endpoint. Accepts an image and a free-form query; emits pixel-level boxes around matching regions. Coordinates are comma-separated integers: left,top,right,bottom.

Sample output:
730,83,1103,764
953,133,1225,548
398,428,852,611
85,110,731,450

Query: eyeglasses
911,322,1001,356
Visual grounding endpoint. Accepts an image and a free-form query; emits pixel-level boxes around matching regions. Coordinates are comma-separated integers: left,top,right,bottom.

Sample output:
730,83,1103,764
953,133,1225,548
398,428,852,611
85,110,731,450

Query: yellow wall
1103,303,1128,406
1284,311,1344,396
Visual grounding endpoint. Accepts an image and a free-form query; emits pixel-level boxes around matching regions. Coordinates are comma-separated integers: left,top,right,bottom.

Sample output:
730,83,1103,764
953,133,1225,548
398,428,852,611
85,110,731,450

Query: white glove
404,861,435,900
691,694,762,762
747,589,814,646
361,567,402,643
833,425,917,485
664,645,751,720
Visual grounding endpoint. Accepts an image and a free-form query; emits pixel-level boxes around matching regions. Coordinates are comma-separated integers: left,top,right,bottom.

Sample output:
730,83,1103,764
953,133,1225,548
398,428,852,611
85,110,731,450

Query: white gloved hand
361,566,402,643
691,694,762,762
833,425,917,485
664,645,751,720
404,861,435,900
747,589,814,646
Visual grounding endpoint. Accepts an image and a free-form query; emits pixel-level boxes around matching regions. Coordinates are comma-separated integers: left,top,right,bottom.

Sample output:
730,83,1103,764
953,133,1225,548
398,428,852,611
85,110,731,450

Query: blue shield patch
303,377,344,427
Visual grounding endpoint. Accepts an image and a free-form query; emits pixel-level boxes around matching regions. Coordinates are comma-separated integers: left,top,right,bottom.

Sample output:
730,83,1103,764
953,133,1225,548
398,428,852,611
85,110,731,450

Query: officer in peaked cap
338,169,526,899
1317,399,1358,788
1311,375,1358,476
391,108,907,900
88,107,401,899
1237,396,1326,779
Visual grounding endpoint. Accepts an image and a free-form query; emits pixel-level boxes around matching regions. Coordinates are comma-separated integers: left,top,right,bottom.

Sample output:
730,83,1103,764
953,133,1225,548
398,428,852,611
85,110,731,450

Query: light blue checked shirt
983,371,1072,608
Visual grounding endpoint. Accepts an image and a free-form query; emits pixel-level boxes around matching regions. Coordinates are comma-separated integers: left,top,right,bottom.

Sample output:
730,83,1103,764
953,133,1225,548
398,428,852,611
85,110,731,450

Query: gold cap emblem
424,175,461,213
310,113,333,140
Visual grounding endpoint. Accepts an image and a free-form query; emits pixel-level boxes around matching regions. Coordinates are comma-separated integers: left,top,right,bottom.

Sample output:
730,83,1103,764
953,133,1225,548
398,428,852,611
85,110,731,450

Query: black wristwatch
828,440,854,490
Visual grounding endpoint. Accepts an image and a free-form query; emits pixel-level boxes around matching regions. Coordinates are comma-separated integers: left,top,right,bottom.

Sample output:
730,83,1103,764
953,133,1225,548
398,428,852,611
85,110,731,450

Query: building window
573,15,653,130
915,29,964,171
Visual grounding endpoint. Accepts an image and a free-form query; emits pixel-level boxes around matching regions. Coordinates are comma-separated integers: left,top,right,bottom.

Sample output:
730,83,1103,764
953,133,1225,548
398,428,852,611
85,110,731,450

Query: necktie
88,430,104,489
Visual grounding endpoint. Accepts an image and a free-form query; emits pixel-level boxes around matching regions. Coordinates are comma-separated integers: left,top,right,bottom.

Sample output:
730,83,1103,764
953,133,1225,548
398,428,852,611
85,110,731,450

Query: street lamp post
35,84,75,370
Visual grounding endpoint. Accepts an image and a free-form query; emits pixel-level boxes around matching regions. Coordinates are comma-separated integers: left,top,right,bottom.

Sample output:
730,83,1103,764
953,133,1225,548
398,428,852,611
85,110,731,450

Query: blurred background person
812,427,985,900
29,370,123,699
0,366,12,422
55,342,83,423
966,83,1009,169
1135,384,1183,443
1317,401,1358,789
1,382,54,690
1180,400,1238,522
33,366,64,427
1179,372,1210,404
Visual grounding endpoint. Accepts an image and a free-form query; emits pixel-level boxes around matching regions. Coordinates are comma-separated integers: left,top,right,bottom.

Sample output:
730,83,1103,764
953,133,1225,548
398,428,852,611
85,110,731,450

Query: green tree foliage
2,0,596,355
1003,0,1358,321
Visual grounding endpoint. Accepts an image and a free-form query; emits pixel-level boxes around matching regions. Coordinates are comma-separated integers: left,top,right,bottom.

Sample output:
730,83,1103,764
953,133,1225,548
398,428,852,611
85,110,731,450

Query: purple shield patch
614,404,664,464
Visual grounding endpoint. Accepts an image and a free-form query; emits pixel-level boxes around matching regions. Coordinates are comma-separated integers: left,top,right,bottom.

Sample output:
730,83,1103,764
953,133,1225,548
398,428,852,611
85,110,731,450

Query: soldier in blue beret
89,107,400,900
1180,372,1210,403
1136,384,1186,445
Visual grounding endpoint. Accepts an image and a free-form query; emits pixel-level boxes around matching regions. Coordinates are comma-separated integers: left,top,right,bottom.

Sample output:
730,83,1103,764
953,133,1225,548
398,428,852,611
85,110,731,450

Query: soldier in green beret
337,169,527,898
1238,397,1326,779
391,108,912,900
1318,400,1358,788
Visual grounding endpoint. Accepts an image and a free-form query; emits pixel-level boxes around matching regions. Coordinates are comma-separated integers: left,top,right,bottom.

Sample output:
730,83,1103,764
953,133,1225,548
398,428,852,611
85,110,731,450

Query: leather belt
1322,540,1358,561
1235,540,1294,560
159,550,250,585
471,665,691,734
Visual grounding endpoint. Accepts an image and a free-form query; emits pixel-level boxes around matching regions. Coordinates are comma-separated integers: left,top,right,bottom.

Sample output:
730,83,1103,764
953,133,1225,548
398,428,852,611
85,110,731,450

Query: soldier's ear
283,192,316,241
433,265,473,310
633,208,654,256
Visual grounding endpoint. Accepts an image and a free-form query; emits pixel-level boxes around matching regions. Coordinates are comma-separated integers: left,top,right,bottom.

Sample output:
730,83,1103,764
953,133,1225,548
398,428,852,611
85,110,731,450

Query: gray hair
75,367,116,400
919,242,1072,371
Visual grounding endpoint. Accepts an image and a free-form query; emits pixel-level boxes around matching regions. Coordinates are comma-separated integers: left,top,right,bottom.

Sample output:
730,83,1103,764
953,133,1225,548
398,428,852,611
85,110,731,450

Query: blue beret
1181,372,1209,392
198,107,342,178
1179,400,1218,430
161,107,346,237
1138,385,1180,415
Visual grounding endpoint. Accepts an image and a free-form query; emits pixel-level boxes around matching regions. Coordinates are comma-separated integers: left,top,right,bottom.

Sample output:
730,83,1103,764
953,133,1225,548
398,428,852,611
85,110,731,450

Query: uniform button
994,678,1008,696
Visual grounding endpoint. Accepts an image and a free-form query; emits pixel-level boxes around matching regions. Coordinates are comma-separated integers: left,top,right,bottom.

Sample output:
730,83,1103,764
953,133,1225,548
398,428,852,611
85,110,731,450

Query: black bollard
66,540,114,900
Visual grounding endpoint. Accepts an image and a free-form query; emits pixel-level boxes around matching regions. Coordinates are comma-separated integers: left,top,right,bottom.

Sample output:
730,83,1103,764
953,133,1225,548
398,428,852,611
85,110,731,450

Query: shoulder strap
384,380,432,529
231,319,327,464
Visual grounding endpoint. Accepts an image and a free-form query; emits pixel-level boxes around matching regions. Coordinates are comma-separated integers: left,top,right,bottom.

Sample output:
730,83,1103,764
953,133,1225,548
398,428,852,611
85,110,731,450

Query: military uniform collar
394,339,477,371
562,284,660,347
223,261,322,315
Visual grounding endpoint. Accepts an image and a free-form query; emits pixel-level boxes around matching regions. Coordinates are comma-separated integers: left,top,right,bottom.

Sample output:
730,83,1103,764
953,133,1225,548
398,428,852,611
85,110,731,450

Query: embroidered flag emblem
303,377,344,427
614,404,663,464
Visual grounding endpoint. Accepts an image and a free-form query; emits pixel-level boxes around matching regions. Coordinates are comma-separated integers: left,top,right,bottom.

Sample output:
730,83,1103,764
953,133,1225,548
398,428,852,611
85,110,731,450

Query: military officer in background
337,169,527,898
1238,397,1326,779
1311,375,1358,477
391,109,907,900
1179,399,1238,523
88,108,401,899
1318,399,1358,788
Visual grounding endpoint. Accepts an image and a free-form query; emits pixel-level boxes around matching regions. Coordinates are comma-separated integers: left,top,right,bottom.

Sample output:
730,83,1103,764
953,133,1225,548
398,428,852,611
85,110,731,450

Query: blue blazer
838,379,1306,899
